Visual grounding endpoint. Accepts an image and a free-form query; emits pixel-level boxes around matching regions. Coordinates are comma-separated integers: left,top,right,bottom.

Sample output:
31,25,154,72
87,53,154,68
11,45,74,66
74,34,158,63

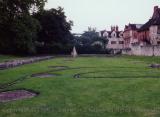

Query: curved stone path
31,73,59,78
0,75,29,90
0,66,94,91
1,64,160,102
1,65,159,91
0,65,73,102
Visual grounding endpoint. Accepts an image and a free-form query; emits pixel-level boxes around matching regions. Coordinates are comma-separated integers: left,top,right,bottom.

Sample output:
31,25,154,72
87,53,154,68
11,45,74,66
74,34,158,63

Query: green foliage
0,0,47,15
12,15,40,54
34,7,73,54
74,30,108,54
0,0,47,55
0,0,73,55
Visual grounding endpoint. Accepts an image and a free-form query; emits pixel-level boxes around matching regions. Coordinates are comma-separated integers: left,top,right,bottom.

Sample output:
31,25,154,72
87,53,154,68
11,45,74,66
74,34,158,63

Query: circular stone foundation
149,64,160,68
31,73,58,78
0,90,37,102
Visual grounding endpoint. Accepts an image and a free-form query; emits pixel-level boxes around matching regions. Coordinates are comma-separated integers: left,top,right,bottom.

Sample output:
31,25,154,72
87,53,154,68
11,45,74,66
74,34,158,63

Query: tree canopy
0,0,73,55
73,29,108,54
0,0,110,55
0,0,47,55
34,7,73,54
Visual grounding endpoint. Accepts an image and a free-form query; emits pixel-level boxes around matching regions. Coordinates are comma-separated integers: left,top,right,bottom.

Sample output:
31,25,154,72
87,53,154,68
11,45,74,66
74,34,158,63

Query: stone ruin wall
122,45,160,56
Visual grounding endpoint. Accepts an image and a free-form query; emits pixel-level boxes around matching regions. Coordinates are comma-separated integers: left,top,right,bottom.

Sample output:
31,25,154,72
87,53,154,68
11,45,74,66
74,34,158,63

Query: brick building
138,6,160,45
122,6,160,56
123,24,142,49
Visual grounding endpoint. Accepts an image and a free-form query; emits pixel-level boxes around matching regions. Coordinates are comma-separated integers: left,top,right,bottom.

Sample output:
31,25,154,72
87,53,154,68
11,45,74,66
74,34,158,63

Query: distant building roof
139,6,160,32
124,24,143,31
100,30,123,38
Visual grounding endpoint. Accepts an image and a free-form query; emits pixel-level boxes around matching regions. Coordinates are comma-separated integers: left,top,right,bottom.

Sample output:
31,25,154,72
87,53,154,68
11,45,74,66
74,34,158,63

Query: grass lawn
0,55,21,62
0,55,160,117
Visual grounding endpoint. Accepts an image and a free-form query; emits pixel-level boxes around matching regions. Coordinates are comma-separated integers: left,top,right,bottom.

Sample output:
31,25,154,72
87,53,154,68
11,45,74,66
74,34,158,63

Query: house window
111,32,117,38
158,26,160,34
111,41,116,44
157,41,160,45
119,41,124,44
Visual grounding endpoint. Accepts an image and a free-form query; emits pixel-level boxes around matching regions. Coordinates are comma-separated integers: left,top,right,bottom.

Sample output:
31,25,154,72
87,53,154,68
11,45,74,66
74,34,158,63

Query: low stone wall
122,49,131,55
122,45,160,56
131,45,141,56
154,45,160,56
141,46,154,56
0,56,54,70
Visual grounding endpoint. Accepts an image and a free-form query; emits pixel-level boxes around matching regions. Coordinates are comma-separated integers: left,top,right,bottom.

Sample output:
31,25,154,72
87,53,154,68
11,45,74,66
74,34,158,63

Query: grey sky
45,0,160,33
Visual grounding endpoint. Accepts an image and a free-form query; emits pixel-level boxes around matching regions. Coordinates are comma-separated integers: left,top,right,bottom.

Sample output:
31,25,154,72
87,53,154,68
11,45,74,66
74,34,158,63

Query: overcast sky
45,0,160,33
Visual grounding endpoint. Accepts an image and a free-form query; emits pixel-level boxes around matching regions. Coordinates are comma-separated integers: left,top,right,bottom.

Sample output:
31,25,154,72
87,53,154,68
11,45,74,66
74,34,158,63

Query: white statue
71,46,78,58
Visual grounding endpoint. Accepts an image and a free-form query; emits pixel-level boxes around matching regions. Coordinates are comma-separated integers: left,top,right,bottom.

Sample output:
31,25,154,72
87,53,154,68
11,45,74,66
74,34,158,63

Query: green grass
0,55,21,62
1,55,160,117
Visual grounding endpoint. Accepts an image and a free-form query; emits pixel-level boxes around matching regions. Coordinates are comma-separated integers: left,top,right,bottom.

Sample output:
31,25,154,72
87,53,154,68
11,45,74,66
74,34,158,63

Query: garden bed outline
73,70,160,79
0,88,39,103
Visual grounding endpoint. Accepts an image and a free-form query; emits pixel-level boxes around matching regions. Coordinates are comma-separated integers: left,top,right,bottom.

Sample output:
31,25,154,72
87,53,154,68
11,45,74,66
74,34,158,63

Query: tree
11,15,40,54
92,37,108,50
0,0,47,55
34,7,73,54
73,29,108,54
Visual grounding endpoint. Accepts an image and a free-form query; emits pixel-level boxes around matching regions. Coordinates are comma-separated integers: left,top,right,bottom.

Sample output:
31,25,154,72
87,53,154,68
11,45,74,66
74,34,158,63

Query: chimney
154,6,158,12
111,26,116,31
111,26,113,31
116,26,119,31
152,6,159,18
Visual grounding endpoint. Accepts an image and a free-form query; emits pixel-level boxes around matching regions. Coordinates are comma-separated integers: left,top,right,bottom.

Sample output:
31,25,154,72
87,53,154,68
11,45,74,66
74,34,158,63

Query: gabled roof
139,6,160,32
102,30,123,38
138,18,160,32
138,19,153,32
129,24,137,30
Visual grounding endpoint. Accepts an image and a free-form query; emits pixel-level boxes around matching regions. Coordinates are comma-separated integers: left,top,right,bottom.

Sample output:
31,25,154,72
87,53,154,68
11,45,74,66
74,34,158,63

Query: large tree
73,30,108,54
0,0,47,54
34,7,73,54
